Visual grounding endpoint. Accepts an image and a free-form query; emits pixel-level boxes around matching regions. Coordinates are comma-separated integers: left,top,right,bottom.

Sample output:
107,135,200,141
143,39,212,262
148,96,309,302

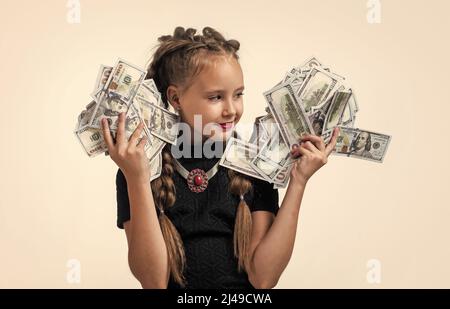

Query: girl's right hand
101,112,150,185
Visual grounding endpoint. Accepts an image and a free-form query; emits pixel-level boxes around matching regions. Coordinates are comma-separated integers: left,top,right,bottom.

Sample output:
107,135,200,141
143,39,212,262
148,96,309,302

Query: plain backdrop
1,0,449,288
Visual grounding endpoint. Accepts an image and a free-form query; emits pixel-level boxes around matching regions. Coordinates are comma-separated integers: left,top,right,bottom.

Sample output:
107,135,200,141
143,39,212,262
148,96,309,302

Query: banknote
264,82,314,147
74,126,108,158
102,59,146,102
219,137,267,181
295,66,343,114
333,126,391,163
147,102,179,145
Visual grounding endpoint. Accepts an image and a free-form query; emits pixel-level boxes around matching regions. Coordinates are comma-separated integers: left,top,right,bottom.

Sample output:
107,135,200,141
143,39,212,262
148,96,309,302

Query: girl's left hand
289,127,340,186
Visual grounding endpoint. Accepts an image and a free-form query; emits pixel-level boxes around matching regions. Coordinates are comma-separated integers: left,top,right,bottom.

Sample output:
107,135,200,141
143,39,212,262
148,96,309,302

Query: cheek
235,101,244,121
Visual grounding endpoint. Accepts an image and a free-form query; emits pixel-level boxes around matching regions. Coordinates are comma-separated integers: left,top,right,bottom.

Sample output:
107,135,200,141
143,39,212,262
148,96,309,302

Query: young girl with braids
101,26,339,289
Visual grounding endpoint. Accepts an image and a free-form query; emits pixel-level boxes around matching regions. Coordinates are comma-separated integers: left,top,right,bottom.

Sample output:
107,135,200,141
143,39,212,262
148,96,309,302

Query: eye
208,95,222,101
235,92,244,98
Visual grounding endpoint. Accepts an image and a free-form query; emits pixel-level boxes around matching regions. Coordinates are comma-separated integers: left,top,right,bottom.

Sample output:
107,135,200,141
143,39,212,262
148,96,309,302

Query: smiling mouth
218,122,234,131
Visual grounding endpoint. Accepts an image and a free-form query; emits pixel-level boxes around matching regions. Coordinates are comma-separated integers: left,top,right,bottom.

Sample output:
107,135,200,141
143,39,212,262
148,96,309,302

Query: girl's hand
101,112,150,185
289,127,340,186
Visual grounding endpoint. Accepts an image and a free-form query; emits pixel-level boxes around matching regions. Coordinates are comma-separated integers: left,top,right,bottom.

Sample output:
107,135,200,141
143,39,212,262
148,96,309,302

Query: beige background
0,0,449,288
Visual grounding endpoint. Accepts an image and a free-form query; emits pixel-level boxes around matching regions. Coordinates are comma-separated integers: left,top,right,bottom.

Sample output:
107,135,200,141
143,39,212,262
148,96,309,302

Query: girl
101,26,339,289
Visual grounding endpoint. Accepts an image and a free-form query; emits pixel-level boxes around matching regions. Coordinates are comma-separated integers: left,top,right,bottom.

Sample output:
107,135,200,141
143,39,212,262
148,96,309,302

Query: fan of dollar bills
218,57,391,189
74,59,180,182
74,57,391,189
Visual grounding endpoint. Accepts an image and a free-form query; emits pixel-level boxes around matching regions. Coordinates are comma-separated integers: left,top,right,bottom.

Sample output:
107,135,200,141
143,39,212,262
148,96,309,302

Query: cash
74,59,180,181
220,56,391,189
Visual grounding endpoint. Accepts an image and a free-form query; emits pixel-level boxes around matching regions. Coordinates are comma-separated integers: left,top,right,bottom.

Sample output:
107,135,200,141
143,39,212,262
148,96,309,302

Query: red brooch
187,168,209,193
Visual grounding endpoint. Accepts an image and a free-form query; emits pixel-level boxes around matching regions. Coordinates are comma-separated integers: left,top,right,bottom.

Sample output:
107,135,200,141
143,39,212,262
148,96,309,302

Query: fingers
101,118,114,151
325,127,340,156
299,134,325,152
302,141,321,154
115,112,126,144
291,143,312,158
137,133,148,150
128,121,146,149
297,145,312,157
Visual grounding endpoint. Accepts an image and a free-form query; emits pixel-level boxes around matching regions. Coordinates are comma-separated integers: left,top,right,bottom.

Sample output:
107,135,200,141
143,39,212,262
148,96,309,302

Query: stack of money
219,57,391,189
74,59,180,181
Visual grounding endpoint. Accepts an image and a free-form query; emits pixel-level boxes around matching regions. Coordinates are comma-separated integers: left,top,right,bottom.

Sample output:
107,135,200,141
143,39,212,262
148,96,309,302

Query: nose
222,98,236,118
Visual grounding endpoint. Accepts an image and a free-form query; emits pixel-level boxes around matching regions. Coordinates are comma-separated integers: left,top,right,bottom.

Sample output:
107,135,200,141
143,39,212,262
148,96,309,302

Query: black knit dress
115,144,279,289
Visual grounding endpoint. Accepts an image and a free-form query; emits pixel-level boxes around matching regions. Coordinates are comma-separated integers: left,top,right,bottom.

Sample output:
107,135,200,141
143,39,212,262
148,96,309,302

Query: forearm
251,178,306,288
127,180,169,288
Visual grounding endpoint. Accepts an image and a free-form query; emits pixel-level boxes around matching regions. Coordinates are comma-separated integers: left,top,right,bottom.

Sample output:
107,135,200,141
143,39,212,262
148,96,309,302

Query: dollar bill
74,126,108,157
94,65,113,92
147,102,179,145
219,137,267,181
322,90,352,134
333,126,391,163
265,82,314,147
150,152,162,182
296,66,343,114
103,59,146,102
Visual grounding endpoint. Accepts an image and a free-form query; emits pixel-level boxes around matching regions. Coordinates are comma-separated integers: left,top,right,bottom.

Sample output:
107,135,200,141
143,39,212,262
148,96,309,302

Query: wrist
290,174,308,188
126,176,151,190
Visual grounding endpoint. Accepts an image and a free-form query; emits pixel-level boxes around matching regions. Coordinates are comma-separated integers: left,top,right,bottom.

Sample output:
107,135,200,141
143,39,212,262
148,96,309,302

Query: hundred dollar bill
333,126,391,163
89,92,130,130
120,105,166,162
296,66,343,114
77,100,97,131
264,82,314,147
150,152,162,182
75,126,108,157
272,163,294,189
134,82,161,107
94,65,113,92
322,90,352,134
102,59,146,102
250,132,291,182
219,137,267,181
147,102,179,145
248,115,266,145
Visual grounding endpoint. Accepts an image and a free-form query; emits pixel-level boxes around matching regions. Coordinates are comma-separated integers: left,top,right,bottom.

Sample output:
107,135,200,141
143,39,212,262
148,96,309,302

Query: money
77,56,392,187
333,126,391,163
221,56,391,189
74,58,180,182
264,82,314,148
219,137,267,181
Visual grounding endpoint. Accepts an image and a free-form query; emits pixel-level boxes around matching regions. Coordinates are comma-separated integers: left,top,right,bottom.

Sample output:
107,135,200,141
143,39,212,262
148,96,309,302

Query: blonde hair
147,26,253,287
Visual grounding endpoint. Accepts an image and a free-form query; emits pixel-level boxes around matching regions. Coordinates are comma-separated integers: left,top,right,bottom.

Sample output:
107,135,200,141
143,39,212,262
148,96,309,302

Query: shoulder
247,177,279,215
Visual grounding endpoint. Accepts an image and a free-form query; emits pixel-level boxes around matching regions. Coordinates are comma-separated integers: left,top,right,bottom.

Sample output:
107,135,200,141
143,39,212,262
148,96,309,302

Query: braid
151,145,186,287
227,169,253,272
147,26,253,287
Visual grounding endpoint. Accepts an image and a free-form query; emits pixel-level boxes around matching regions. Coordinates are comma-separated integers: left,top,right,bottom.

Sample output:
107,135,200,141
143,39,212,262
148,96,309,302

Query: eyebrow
204,86,245,93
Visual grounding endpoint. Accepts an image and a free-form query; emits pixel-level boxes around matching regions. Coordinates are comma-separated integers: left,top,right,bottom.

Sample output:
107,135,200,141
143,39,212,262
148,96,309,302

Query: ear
166,85,181,111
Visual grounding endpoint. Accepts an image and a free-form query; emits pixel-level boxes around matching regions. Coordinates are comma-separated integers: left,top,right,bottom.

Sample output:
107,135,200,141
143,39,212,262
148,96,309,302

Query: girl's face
168,54,244,142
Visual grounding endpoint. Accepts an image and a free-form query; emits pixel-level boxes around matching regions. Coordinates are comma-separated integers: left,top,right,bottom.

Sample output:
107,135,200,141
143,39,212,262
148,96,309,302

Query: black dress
115,144,279,289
